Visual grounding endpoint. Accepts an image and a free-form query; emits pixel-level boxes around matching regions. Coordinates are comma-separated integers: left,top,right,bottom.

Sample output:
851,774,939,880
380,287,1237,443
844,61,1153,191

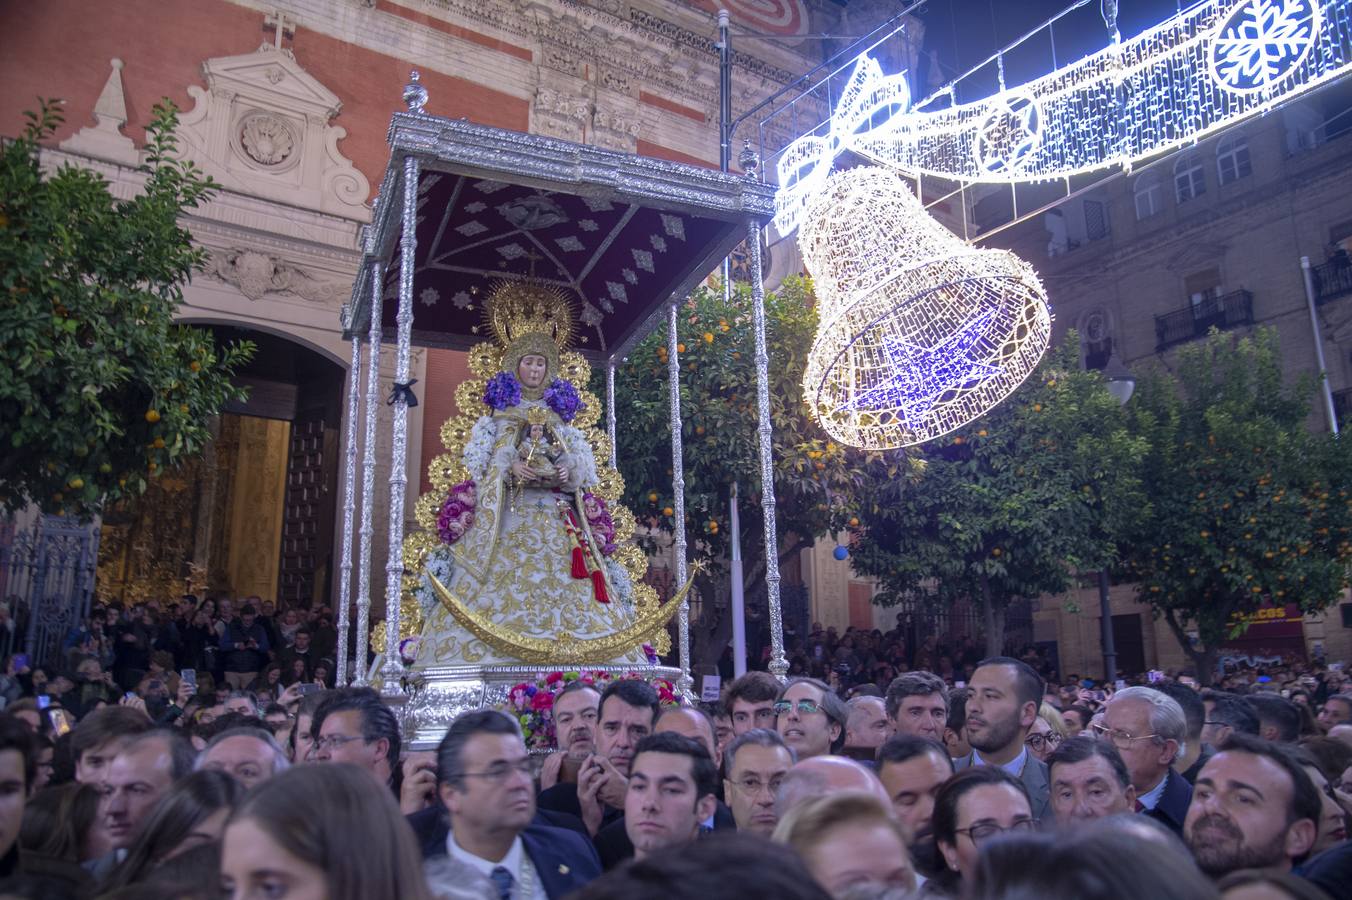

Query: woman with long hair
220,763,433,900
102,768,245,890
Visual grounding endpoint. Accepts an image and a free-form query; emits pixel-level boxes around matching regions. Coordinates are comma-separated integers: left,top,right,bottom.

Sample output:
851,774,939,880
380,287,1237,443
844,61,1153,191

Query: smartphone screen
181,669,197,687
12,654,28,672
298,683,320,695
36,694,51,710
50,709,72,736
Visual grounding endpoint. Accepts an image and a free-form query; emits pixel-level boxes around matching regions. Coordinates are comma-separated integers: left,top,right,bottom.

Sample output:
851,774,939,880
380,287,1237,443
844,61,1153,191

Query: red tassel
591,569,610,604
571,546,588,579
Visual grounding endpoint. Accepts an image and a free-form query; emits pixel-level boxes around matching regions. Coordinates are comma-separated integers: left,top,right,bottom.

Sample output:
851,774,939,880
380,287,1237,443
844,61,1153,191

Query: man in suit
537,678,659,835
423,709,601,900
1099,687,1193,835
953,657,1051,821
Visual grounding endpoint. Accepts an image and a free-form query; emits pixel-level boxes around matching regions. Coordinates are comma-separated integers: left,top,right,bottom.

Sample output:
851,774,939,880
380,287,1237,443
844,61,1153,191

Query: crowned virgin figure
407,279,680,669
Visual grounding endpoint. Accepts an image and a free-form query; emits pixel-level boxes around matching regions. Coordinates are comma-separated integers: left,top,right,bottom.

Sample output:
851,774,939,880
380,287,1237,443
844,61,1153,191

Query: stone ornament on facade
176,43,370,220
238,111,298,168
207,248,348,305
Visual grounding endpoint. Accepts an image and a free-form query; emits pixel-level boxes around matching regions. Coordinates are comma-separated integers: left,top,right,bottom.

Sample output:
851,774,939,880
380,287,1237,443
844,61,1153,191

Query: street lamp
1098,353,1135,683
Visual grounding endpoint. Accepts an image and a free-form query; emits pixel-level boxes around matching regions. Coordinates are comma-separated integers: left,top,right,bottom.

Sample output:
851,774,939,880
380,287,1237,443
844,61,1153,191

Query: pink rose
531,692,554,712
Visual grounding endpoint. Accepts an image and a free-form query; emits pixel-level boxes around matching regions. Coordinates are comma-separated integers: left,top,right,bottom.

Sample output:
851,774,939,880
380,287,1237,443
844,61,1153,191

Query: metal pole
667,302,693,696
379,153,419,695
718,9,733,301
730,480,747,677
354,263,383,686
1099,568,1117,683
1301,256,1340,435
335,308,361,687
606,360,618,469
745,217,787,680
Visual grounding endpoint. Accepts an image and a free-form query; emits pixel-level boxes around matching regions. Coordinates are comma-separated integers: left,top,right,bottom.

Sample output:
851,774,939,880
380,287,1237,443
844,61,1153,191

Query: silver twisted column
606,361,617,470
380,154,420,695
354,262,383,686
746,220,787,680
666,302,692,695
335,306,361,687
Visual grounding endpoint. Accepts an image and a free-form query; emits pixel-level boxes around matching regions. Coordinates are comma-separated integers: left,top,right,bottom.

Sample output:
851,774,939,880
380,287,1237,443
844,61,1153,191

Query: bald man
774,755,891,819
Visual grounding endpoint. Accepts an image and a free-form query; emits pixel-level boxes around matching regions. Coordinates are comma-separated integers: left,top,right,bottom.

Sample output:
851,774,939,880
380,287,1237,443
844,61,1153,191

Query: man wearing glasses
427,709,601,900
722,729,795,835
309,688,401,793
774,678,848,760
1097,686,1193,835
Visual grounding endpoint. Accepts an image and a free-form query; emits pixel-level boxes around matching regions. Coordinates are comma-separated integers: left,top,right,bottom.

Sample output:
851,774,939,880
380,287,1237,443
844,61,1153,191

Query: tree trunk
1162,608,1219,687
980,575,1005,658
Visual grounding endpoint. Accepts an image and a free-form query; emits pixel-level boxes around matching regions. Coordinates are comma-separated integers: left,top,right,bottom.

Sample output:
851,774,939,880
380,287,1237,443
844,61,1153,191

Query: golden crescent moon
428,568,697,664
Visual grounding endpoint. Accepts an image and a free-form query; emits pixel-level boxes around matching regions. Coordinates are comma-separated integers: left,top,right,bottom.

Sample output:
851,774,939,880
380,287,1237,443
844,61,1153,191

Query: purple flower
437,480,479,545
483,371,522,410
544,378,584,423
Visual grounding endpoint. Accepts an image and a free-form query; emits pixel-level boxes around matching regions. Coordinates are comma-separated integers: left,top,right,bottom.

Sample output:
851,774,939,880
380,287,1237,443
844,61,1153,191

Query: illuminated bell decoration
800,167,1051,449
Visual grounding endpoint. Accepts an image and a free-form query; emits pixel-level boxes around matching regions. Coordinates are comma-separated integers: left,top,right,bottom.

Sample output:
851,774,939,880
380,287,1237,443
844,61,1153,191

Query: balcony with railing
1313,256,1352,305
1154,289,1254,351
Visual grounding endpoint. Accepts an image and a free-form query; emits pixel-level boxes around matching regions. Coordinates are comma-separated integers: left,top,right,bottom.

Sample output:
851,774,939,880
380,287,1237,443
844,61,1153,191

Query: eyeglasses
1091,723,1159,749
773,699,822,716
454,759,534,784
1025,732,1063,751
954,819,1038,846
731,776,785,797
311,734,370,753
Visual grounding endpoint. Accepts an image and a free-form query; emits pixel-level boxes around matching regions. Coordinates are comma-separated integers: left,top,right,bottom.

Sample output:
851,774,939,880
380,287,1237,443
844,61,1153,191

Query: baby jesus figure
513,421,566,489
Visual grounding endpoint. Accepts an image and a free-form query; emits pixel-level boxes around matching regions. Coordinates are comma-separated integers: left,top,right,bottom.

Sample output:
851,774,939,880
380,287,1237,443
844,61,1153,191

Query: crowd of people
1,600,1351,899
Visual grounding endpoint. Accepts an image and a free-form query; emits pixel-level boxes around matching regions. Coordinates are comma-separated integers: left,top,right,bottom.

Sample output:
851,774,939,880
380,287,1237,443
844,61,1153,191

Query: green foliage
1122,328,1352,669
847,335,1147,653
0,99,253,518
602,278,910,579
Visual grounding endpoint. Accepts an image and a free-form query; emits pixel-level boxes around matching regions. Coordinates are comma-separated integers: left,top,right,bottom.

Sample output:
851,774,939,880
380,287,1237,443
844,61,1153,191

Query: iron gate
0,515,99,668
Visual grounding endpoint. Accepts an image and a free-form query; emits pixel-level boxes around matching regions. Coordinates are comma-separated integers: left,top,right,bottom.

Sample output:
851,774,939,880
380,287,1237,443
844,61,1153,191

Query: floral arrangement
543,378,585,423
504,666,677,750
483,371,522,410
437,480,478,545
582,492,617,556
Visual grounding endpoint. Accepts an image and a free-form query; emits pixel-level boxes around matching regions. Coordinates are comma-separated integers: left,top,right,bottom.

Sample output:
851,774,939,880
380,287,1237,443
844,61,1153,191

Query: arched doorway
96,326,346,608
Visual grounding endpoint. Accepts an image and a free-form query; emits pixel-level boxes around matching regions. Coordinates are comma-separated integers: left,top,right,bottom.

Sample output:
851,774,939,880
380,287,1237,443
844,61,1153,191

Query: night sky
916,0,1192,100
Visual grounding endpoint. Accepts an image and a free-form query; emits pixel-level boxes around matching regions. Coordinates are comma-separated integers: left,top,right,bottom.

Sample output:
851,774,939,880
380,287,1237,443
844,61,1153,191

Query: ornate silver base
400,663,684,749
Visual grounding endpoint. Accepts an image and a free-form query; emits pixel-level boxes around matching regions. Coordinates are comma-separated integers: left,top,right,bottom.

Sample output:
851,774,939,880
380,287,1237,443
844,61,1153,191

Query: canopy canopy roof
347,112,777,363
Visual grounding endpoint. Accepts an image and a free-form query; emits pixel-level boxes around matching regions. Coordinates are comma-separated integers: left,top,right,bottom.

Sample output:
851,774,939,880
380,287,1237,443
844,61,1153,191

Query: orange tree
0,100,252,518
1122,328,1352,683
602,277,911,663
846,335,1147,658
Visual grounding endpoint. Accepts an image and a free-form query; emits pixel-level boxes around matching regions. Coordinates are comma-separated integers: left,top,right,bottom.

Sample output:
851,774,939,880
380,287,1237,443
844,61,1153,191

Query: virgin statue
405,279,681,669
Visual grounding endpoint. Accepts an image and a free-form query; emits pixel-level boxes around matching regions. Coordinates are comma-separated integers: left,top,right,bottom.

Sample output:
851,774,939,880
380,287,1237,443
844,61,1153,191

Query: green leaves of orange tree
847,335,1148,656
603,277,911,590
0,99,253,519
1121,328,1352,678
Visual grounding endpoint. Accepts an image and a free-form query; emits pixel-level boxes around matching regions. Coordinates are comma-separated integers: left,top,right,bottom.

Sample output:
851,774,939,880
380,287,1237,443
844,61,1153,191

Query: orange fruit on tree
663,506,674,517
677,343,686,354
189,360,201,372
152,437,165,449
648,492,658,503
145,409,161,423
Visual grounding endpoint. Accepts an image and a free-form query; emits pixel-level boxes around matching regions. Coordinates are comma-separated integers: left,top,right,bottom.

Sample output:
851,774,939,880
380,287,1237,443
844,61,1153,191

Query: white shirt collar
1137,770,1170,810
447,830,524,877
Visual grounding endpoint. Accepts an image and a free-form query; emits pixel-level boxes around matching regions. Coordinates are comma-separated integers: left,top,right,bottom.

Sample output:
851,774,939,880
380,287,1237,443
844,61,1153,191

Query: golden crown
484,278,577,351
525,406,550,425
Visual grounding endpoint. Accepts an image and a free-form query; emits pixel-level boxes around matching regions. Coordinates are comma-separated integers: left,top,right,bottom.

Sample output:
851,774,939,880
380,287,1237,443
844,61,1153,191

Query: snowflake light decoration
800,169,1051,449
1210,0,1320,93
